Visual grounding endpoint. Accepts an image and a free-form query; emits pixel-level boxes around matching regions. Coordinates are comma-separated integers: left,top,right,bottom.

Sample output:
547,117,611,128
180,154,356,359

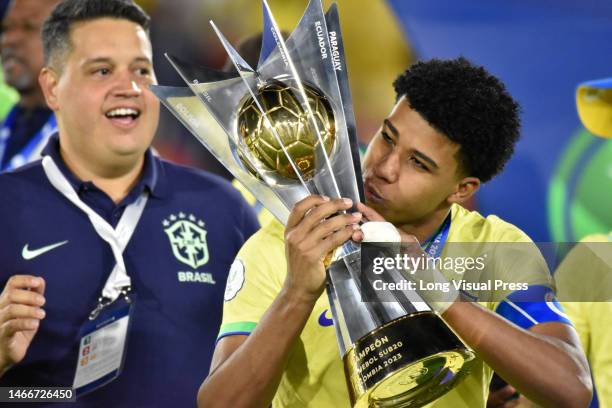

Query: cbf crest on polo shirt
164,212,209,268
163,212,216,284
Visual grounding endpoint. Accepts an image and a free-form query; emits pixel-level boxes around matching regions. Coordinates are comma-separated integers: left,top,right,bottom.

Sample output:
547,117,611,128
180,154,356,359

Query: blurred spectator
0,1,18,118
556,77,612,408
0,67,17,118
0,0,59,171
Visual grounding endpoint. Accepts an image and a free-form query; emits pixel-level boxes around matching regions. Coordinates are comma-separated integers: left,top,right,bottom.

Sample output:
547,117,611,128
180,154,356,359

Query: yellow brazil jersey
231,179,276,227
219,203,554,408
556,233,612,408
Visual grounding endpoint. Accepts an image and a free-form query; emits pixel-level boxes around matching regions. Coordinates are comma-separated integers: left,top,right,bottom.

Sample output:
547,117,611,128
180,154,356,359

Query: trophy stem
339,244,386,327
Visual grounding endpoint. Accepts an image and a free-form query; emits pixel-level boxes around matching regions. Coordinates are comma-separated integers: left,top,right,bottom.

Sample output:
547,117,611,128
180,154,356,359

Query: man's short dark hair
393,57,521,182
42,0,150,68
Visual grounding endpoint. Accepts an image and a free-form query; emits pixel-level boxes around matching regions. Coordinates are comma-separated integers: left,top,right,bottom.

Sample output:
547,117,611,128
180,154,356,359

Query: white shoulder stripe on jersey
546,301,570,320
503,299,539,325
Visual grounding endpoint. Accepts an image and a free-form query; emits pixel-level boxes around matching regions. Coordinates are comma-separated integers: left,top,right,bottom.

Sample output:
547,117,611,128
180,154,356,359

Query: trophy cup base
363,350,471,408
343,312,475,408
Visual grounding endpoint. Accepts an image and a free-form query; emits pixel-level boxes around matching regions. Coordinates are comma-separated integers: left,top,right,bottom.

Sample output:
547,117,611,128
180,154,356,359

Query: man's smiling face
46,17,159,171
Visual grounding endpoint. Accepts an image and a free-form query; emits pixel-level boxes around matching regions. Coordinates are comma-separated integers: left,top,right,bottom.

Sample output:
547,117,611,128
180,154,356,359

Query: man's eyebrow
383,119,399,137
132,56,152,64
413,150,439,170
83,57,114,65
82,57,152,65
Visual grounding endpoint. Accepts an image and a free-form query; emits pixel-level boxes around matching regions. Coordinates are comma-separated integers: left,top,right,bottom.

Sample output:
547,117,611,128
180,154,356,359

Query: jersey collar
40,134,166,201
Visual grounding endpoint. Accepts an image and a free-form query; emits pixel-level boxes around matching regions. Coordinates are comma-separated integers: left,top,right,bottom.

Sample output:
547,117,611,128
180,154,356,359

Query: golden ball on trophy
236,80,336,180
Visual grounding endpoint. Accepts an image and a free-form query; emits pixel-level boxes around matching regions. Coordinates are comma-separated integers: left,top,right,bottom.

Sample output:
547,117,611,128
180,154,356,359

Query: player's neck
396,205,452,244
59,145,144,204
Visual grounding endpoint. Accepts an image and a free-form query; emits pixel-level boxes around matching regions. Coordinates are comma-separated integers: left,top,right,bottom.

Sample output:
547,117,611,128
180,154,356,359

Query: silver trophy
152,1,474,406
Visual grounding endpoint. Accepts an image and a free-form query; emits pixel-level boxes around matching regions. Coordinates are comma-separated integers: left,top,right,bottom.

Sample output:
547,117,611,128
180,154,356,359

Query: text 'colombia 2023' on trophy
151,1,475,406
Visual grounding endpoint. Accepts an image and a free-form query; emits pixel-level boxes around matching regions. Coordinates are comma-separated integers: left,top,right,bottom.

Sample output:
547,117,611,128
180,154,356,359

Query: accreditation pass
72,298,133,396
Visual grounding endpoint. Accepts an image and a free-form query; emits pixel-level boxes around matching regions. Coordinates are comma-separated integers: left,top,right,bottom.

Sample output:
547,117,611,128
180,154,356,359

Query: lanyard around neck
41,155,149,303
421,212,451,259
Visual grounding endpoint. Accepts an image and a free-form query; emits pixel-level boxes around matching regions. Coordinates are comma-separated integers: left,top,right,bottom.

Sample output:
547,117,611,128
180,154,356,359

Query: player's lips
104,106,142,129
364,181,385,204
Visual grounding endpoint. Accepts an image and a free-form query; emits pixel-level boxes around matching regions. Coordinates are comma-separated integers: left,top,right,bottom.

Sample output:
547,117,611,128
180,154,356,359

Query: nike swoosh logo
318,309,334,327
22,240,69,260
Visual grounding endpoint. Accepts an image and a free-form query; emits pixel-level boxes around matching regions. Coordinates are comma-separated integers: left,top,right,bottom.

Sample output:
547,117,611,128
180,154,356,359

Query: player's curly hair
393,57,520,182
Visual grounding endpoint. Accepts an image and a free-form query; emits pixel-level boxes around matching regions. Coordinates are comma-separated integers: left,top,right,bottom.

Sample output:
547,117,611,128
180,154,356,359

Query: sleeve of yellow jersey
475,217,566,331
446,208,554,314
218,219,286,340
486,239,555,308
455,215,555,312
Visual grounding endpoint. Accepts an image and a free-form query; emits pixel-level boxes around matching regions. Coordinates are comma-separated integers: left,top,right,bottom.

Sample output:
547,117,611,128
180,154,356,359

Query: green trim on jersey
218,321,257,338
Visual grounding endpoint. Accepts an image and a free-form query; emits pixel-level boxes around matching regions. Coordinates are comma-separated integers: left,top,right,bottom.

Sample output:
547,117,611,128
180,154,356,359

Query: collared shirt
0,137,259,407
40,135,160,227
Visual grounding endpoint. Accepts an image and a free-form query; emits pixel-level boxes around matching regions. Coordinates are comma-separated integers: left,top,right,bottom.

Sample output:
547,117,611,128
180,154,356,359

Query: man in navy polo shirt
0,0,258,406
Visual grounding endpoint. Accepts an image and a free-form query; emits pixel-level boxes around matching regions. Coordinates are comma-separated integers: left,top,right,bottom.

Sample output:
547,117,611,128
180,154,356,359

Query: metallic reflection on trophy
236,80,336,181
151,0,474,406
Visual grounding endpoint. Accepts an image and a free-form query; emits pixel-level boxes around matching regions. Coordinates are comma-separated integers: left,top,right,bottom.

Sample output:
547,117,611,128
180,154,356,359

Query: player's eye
381,131,394,145
409,156,427,171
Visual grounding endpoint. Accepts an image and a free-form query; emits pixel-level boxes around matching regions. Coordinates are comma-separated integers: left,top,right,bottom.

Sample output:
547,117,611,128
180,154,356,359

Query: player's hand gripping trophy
152,1,475,406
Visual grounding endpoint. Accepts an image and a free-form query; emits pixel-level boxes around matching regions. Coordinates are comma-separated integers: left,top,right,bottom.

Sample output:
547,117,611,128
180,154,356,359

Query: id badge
72,295,135,396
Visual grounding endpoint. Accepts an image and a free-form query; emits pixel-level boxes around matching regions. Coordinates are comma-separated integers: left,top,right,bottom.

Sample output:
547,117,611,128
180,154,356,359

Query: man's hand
283,196,361,300
0,275,46,375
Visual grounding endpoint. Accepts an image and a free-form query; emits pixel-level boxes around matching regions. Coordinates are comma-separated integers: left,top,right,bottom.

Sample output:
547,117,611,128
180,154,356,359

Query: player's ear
447,177,480,204
39,67,60,111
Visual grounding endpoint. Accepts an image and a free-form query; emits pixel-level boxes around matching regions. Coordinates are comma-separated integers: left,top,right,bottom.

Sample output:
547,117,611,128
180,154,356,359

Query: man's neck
59,146,145,204
396,205,452,244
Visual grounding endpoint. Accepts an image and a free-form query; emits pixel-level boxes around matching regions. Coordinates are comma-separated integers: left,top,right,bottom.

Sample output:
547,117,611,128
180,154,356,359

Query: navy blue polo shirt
0,136,259,407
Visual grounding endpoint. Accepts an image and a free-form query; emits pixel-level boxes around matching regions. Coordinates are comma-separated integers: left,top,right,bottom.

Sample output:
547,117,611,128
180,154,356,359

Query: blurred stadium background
1,0,611,242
